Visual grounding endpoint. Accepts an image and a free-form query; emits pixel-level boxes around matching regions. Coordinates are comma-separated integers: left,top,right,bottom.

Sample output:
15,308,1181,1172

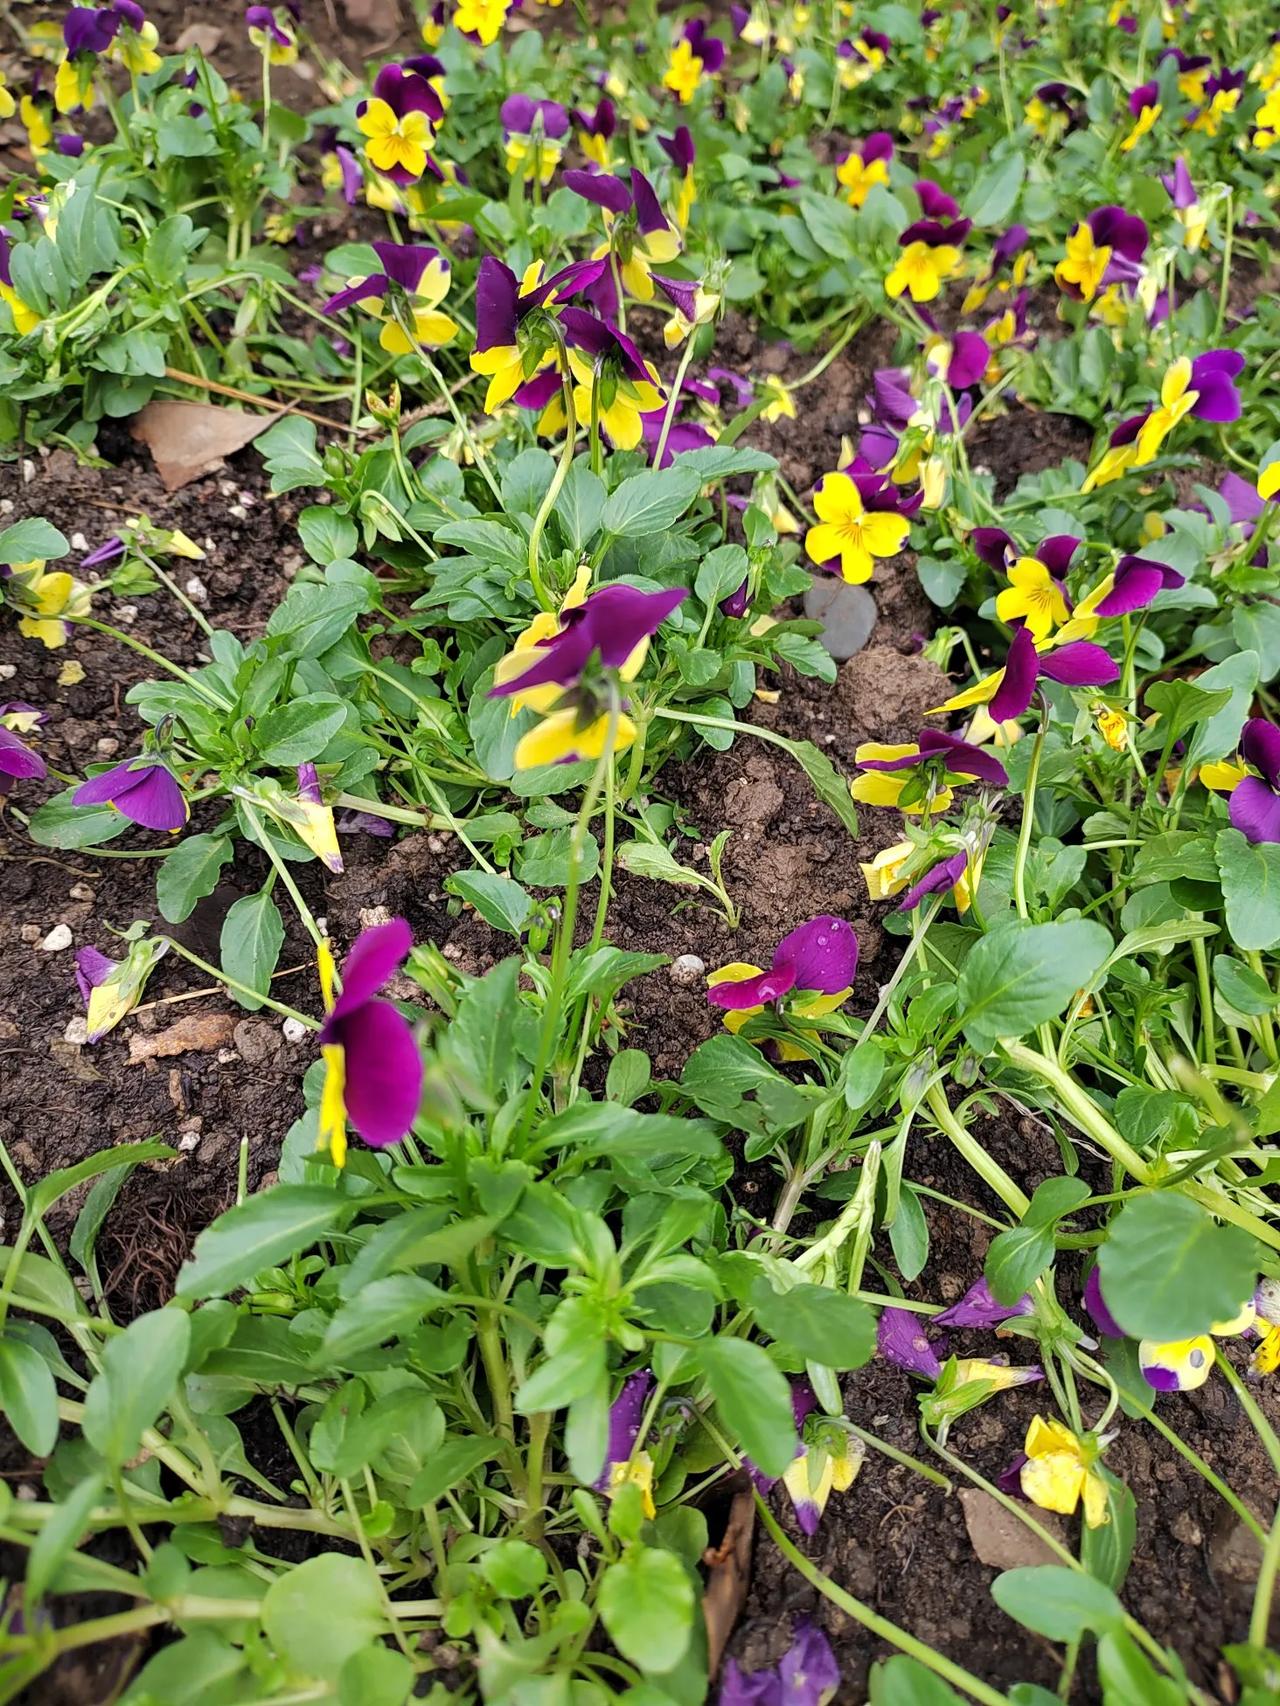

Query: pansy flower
1054,206,1148,304
1161,157,1207,250
1018,1417,1110,1526
573,96,616,170
75,936,168,1043
653,270,719,348
246,5,298,66
320,141,362,205
1083,350,1243,487
317,920,421,1168
729,3,770,46
851,728,1007,813
593,1370,656,1516
501,94,569,186
861,839,982,913
1025,80,1080,138
1191,70,1244,137
658,125,696,230
560,307,666,451
706,917,858,1061
837,27,890,87
1254,86,1280,152
1121,80,1161,151
73,754,188,832
323,240,456,356
0,707,46,791
468,255,604,413
356,62,442,185
804,470,910,584
962,224,1031,317
1162,46,1211,104
932,623,1119,722
454,0,512,47
0,229,40,335
489,581,686,768
1201,717,1280,845
56,7,120,113
105,2,161,76
834,133,892,208
1085,1269,1256,1392
8,560,92,648
662,17,725,104
976,530,1080,642
886,217,969,304
564,167,681,305
722,1622,840,1706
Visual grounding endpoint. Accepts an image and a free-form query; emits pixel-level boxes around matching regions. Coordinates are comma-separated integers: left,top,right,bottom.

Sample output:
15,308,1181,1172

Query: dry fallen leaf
959,1488,1063,1571
130,401,282,492
174,23,223,53
128,1013,237,1063
702,1486,755,1681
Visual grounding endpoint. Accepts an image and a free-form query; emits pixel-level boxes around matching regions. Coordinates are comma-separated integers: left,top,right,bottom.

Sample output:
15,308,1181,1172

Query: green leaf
500,447,555,516
298,507,359,565
798,193,862,260
870,1656,966,1704
888,1186,929,1282
695,544,749,607
219,890,284,1012
792,738,860,839
555,459,606,550
156,833,234,924
261,1555,388,1682
598,1546,695,1675
339,1645,414,1706
444,870,532,937
1185,652,1259,767
602,467,702,537
963,153,1026,226
1097,1193,1257,1339
957,920,1113,1051
752,1282,876,1371
984,1223,1054,1305
253,695,347,767
26,1139,174,1228
0,517,69,562
1145,678,1232,743
991,1566,1124,1641
0,1337,58,1455
28,785,129,850
27,1474,106,1604
698,1337,796,1478
407,1435,501,1505
177,1186,348,1300
319,1275,449,1362
265,582,368,656
121,1631,248,1705
1214,955,1277,1016
82,1308,191,1465
681,1034,815,1138
1216,828,1280,952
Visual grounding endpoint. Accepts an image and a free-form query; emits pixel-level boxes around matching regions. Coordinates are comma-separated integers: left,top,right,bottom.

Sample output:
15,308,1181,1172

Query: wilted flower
835,133,892,207
564,167,681,305
468,255,604,412
936,1277,1033,1328
932,623,1119,722
246,5,298,65
850,729,1007,813
877,1306,943,1378
721,1622,840,1706
73,754,188,832
317,920,421,1167
1,232,42,335
921,1356,1043,1436
594,1370,656,1516
1054,206,1147,304
804,470,910,584
1200,718,1280,845
501,94,568,185
323,241,457,355
1161,157,1207,250
653,269,719,347
356,62,442,184
663,17,725,104
1019,1415,1109,1527
75,936,168,1043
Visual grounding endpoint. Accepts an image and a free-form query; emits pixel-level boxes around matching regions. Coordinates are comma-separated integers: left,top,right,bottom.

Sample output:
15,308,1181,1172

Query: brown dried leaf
959,1488,1063,1570
174,24,223,53
702,1486,754,1681
130,401,282,492
128,1013,237,1063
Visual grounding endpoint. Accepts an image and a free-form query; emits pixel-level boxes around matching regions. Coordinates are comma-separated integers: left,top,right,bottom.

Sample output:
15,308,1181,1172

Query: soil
1,15,1276,1706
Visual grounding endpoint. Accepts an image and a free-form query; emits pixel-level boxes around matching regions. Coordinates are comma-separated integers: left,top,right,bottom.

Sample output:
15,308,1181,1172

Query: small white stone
22,459,36,483
116,604,138,626
0,664,16,682
63,1016,89,1045
228,505,248,521
0,498,12,513
96,737,120,757
69,883,95,902
670,954,706,987
442,943,463,961
178,1129,201,1153
41,924,74,952
281,1017,308,1044
359,905,392,930
185,575,209,604
20,924,41,944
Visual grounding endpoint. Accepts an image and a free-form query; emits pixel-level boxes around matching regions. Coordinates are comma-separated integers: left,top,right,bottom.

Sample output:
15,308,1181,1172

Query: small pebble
442,943,463,961
69,883,94,902
41,924,73,952
804,579,878,662
20,924,41,944
63,1017,89,1045
96,737,120,756
282,1017,308,1044
117,605,138,626
178,1129,201,1153
359,906,392,929
70,531,88,551
185,575,210,604
670,954,706,987
0,664,16,681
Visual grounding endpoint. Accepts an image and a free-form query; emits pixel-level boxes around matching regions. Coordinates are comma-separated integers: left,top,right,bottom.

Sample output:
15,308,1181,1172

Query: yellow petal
1020,1451,1086,1516
860,511,911,559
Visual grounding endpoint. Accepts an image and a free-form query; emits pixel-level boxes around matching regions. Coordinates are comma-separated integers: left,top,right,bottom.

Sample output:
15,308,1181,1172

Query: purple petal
778,1621,840,1702
947,332,989,390
720,1659,783,1706
877,1307,943,1377
328,918,414,1021
652,273,699,321
335,145,362,206
500,92,537,134
1230,775,1280,845
334,999,422,1148
629,168,668,237
658,125,695,171
1034,535,1081,578
473,255,518,353
562,169,633,215
371,63,443,125
1188,354,1242,423
65,5,120,53
707,962,799,1010
491,585,685,696
1140,1360,1181,1392
371,240,440,295
1083,1267,1125,1339
0,725,45,781
595,1370,653,1485
935,1278,1032,1328
1093,555,1179,617
971,527,1015,571
1242,718,1280,790
75,945,118,1005
773,915,858,995
1162,156,1196,209
1038,641,1120,690
1089,206,1148,262
74,760,187,831
322,275,388,316
898,849,969,911
916,179,960,219
988,625,1039,722
1221,472,1265,527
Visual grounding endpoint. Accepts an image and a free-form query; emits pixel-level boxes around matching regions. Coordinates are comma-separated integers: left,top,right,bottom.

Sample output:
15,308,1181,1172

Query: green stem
652,335,696,470
69,618,232,712
925,1083,1029,1216
241,802,323,947
527,351,578,612
1013,702,1047,919
160,935,318,1027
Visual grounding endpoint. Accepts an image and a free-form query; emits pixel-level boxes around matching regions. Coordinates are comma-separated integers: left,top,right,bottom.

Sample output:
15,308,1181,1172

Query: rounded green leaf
598,1546,695,1674
1097,1193,1258,1339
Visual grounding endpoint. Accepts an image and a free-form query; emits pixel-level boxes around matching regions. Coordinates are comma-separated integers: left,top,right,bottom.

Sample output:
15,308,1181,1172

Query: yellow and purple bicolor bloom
1054,205,1148,305
886,213,970,305
1160,156,1207,250
658,125,696,231
728,3,771,47
319,135,363,205
557,305,667,452
652,269,719,349
489,582,686,768
573,96,616,170
1083,1268,1254,1394
933,623,1120,722
316,919,422,1169
837,26,891,87
962,222,1031,316
55,5,123,113
861,838,981,913
971,527,1082,643
835,131,893,207
706,916,858,1061
73,754,188,832
500,94,569,185
323,240,457,356
1161,46,1210,103
852,727,1008,814
1083,349,1243,487
468,254,605,414
0,702,47,793
1190,68,1244,136
746,1383,863,1539
356,62,443,185
1120,79,1161,151
563,166,681,307
245,4,298,66
921,1355,1043,1435
593,1370,656,1517
104,1,162,76
1250,1280,1280,1378
722,1621,840,1706
662,17,726,105
804,469,912,584
453,0,512,48
1201,717,1280,845
1025,80,1080,139
75,935,168,1043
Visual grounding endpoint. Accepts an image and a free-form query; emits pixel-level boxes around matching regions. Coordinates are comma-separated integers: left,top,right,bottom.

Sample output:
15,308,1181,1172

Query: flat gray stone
804,578,878,661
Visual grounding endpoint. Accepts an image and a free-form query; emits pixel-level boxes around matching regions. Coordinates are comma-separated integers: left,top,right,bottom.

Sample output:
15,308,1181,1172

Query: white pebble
41,924,73,952
0,664,16,681
63,1016,89,1045
70,531,88,551
185,576,209,604
670,954,706,987
281,1017,308,1044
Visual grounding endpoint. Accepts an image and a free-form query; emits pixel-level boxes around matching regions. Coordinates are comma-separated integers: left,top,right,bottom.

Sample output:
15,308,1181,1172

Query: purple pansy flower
897,849,972,912
915,179,959,220
877,1307,943,1378
73,756,188,832
707,916,858,1011
936,1278,1033,1328
56,134,86,158
1227,719,1280,845
64,6,121,55
681,16,726,74
659,125,695,173
855,727,1009,788
0,722,46,787
501,93,569,143
992,627,1119,721
245,5,293,51
318,919,422,1150
721,1622,840,1706
927,331,989,391
1091,553,1185,616
1089,205,1150,287
490,582,687,700
356,62,443,186
1083,1267,1125,1339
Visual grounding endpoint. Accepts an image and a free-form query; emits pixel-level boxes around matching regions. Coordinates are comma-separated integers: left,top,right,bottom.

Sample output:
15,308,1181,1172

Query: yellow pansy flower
455,0,511,46
1019,1416,1110,1528
804,472,910,585
13,563,93,650
1134,357,1199,464
885,240,962,303
358,97,433,181
663,39,704,104
1055,221,1111,302
995,558,1070,642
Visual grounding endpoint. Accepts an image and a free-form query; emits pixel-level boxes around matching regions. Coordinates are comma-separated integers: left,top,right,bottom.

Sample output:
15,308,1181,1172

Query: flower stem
652,335,696,470
1012,700,1047,919
527,350,578,612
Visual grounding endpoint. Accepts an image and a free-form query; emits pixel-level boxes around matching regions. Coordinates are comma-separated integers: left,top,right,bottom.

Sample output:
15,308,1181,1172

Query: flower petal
1241,718,1280,790
1228,775,1280,845
988,625,1039,721
329,918,414,1021
773,915,858,994
336,998,423,1147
